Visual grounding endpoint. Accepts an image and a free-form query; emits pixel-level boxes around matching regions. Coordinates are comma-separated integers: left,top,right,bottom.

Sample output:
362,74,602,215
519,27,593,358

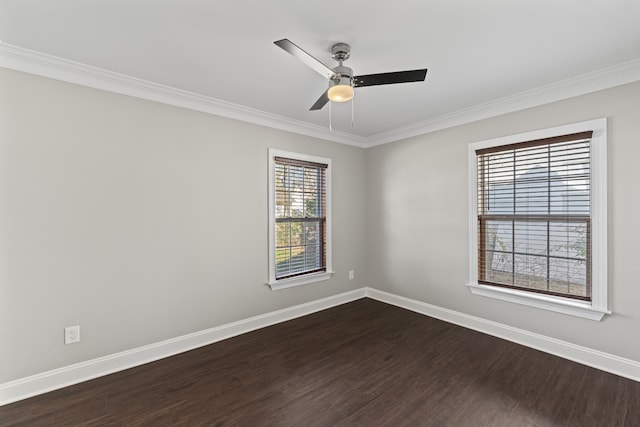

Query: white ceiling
2,0,640,146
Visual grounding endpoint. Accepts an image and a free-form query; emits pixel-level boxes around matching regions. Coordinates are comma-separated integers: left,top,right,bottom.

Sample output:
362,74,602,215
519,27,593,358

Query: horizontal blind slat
476,132,592,155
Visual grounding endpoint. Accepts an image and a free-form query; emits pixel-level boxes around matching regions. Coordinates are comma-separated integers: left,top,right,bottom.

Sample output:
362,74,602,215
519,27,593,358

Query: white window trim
467,118,609,321
267,149,333,291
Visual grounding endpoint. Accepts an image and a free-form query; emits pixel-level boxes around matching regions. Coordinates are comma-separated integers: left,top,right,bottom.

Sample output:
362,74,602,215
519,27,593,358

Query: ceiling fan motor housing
330,64,354,87
330,43,354,89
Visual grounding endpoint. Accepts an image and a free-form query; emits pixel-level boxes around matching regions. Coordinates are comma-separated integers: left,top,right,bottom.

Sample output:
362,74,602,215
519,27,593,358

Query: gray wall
3,66,640,385
366,80,640,362
0,69,367,382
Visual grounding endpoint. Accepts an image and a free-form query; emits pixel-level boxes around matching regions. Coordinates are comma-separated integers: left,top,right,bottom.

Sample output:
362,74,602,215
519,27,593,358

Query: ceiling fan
274,39,428,111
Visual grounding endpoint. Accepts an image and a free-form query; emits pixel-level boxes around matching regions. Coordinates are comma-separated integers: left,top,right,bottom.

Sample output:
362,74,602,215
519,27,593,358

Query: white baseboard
0,288,366,406
365,287,640,382
3,286,638,406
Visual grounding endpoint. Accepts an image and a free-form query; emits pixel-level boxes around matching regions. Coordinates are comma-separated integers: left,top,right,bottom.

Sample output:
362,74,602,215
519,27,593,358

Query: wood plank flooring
2,298,639,426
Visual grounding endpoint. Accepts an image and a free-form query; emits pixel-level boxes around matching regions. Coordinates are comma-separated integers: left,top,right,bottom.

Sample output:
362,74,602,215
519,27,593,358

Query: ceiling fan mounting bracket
331,42,351,62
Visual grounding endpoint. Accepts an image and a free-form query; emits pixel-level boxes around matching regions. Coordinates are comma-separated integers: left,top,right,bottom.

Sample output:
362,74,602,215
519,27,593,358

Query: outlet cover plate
64,325,80,345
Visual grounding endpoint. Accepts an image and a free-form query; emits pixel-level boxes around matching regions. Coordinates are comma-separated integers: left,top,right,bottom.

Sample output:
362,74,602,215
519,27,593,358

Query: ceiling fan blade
354,69,428,87
310,90,329,111
274,39,336,80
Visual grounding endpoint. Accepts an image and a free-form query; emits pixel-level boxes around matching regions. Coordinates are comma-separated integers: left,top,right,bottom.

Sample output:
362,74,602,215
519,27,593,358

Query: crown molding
367,57,640,147
0,42,368,148
2,42,639,148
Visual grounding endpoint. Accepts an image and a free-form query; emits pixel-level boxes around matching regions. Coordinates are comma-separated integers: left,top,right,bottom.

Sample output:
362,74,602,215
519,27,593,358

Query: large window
268,149,332,290
467,119,608,320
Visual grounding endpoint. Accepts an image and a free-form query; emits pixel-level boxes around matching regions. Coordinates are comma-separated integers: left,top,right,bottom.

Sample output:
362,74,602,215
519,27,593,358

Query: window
268,149,332,290
467,119,608,320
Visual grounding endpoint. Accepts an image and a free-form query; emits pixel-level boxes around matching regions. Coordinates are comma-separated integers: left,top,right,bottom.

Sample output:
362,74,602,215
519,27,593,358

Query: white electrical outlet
349,270,354,280
64,325,80,345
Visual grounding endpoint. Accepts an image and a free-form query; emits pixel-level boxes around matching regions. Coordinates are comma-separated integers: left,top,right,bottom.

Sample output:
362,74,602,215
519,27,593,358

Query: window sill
466,282,610,321
267,271,334,291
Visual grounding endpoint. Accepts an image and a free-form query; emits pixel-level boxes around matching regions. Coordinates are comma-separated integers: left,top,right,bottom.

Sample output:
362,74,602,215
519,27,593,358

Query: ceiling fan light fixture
328,73,354,102
328,84,354,102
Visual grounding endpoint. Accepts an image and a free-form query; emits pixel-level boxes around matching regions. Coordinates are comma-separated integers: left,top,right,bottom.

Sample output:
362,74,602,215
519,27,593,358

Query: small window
267,149,332,290
467,119,608,320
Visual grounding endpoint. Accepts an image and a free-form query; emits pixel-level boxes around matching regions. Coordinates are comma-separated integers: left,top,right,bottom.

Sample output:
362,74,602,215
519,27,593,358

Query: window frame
267,149,333,290
467,118,609,320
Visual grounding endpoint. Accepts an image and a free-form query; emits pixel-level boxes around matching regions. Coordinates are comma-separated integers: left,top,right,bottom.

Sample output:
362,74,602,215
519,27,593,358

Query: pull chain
329,100,332,132
351,96,354,128
328,96,355,132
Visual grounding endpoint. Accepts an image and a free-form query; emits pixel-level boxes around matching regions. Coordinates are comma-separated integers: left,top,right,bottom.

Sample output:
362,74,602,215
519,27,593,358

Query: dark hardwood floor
2,298,640,426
